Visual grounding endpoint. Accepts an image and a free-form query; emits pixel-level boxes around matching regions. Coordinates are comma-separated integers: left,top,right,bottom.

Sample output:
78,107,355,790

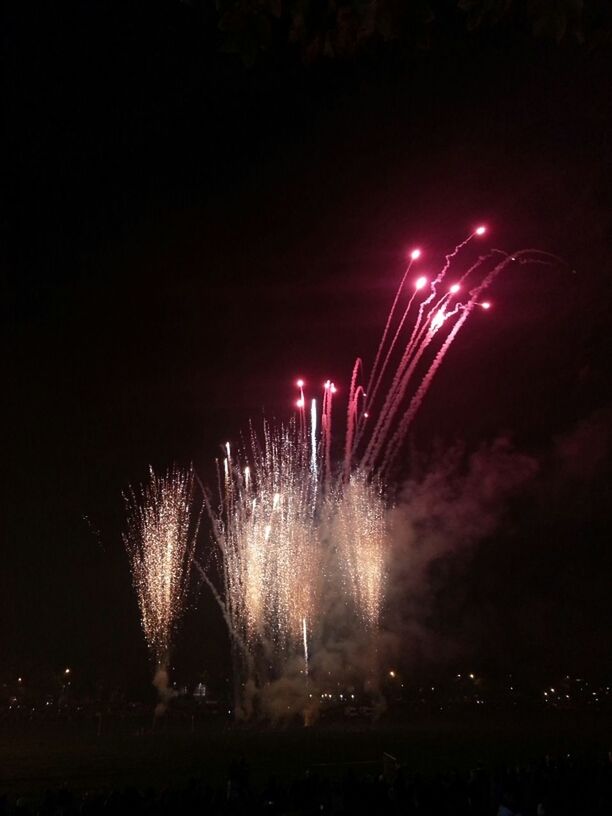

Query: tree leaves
188,0,612,66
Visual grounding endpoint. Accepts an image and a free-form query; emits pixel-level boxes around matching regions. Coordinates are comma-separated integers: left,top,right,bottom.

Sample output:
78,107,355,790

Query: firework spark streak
123,467,196,668
332,472,387,628
303,617,309,675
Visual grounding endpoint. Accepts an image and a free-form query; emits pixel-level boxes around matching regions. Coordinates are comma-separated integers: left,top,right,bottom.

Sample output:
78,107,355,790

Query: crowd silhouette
2,750,611,815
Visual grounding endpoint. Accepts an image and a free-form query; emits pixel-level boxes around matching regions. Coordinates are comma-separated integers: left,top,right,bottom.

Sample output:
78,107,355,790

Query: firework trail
357,230,485,471
123,467,196,675
343,358,365,481
365,249,421,401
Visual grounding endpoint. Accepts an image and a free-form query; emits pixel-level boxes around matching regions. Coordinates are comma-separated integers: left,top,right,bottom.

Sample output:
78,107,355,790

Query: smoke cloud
152,665,177,717
245,436,538,721
385,437,538,664
196,433,548,721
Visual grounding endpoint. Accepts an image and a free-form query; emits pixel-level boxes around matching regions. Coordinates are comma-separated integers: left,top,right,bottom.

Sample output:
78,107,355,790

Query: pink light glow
481,301,491,310
296,398,305,408
475,225,486,236
415,275,427,289
296,379,304,388
431,308,446,331
330,384,337,394
450,283,460,294
410,248,421,260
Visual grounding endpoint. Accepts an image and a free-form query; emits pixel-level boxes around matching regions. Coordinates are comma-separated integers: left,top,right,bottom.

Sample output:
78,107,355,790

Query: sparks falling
209,423,322,666
332,473,386,628
123,467,196,668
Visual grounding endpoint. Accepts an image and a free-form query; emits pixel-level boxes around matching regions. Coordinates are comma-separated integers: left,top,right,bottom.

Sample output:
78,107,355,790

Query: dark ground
1,712,611,796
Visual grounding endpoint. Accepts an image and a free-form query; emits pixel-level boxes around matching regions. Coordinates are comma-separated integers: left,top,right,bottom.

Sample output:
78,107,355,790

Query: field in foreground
1,710,610,796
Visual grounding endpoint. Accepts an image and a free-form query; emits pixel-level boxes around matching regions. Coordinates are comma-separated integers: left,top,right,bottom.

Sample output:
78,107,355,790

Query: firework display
125,229,553,716
123,467,196,667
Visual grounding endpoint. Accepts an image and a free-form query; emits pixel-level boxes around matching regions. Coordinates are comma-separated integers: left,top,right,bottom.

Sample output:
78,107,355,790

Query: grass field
1,710,610,797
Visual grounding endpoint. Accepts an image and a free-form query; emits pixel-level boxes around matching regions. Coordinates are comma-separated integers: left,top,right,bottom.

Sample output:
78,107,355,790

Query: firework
210,423,321,669
127,227,555,718
332,472,387,628
123,466,196,668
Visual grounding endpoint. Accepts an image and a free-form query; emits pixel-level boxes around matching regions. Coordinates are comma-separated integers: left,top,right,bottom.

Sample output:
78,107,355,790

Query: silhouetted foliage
182,0,611,66
459,0,612,45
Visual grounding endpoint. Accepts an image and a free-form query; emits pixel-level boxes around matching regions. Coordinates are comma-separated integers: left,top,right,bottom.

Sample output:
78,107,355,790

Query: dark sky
2,2,611,694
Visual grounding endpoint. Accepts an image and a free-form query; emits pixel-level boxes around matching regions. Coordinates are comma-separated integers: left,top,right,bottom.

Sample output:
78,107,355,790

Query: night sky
2,2,611,695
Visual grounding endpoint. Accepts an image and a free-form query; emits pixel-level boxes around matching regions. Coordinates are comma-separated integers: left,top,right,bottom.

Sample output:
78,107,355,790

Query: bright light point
389,670,396,678
475,225,486,236
65,668,71,675
330,384,337,394
363,412,369,418
415,275,427,289
481,301,491,310
450,283,460,294
324,381,330,389
296,379,304,388
296,399,304,408
410,248,421,260
431,308,445,331
469,673,474,679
